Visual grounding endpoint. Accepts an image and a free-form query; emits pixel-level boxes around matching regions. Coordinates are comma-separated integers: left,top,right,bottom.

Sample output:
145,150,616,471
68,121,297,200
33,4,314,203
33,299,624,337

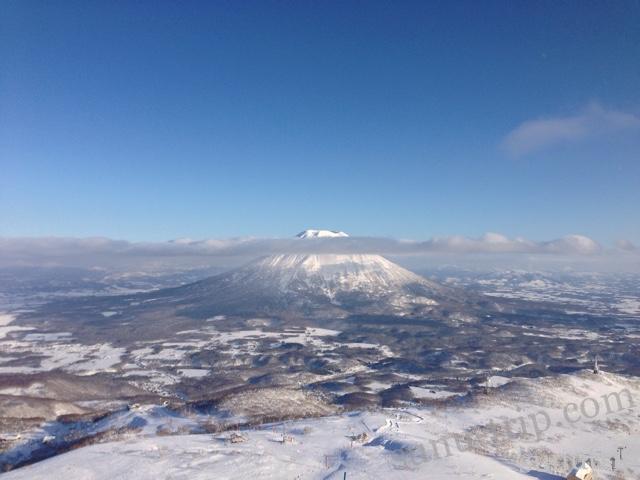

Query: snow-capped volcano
295,229,349,238
246,253,434,299
171,230,447,317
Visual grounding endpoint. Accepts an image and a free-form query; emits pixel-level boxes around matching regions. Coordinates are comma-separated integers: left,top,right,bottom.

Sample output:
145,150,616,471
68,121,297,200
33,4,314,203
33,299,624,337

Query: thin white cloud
616,239,637,251
502,103,640,157
0,232,607,269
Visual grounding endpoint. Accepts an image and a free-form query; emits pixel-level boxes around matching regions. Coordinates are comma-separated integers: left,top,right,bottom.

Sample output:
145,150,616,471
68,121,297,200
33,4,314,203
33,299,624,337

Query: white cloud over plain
502,103,640,157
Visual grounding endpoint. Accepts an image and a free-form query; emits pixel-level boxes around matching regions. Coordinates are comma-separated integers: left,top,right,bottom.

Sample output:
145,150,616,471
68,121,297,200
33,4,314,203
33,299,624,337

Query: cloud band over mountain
2,232,634,270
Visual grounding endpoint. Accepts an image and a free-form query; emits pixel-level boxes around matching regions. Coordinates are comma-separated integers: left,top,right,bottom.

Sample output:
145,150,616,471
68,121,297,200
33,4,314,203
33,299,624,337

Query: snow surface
0,313,16,326
409,386,462,400
616,297,640,315
177,368,210,378
4,370,639,479
0,334,124,375
0,313,33,340
486,376,512,388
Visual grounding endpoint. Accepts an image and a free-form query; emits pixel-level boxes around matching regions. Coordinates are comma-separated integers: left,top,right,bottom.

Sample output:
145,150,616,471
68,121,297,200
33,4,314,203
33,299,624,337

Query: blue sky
1,1,639,244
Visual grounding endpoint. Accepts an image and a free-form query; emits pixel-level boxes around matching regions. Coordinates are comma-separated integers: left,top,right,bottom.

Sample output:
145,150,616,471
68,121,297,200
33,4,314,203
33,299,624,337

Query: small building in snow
566,462,593,480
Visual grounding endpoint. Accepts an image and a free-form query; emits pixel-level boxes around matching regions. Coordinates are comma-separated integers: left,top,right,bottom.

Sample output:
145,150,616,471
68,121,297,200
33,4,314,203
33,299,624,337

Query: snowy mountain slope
5,370,639,479
228,253,441,300
164,230,448,317
1,431,535,480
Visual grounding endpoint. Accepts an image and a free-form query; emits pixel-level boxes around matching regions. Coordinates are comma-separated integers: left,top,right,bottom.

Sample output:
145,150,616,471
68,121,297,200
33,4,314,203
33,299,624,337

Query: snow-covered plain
0,314,33,340
452,270,640,319
2,263,639,479
3,370,638,479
